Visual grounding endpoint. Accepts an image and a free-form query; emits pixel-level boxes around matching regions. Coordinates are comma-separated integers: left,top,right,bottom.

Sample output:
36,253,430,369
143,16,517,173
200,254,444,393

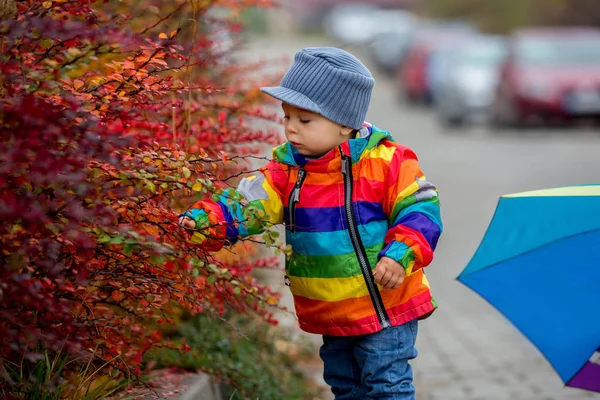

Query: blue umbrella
458,185,600,392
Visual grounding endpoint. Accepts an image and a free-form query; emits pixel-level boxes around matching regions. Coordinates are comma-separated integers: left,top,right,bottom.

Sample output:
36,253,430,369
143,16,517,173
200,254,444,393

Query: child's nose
285,122,298,136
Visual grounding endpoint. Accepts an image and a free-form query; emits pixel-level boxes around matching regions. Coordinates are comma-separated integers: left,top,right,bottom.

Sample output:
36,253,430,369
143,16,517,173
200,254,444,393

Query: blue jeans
319,320,418,400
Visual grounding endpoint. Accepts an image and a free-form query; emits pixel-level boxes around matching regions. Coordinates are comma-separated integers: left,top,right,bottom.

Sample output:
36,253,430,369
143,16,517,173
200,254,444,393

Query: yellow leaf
89,76,105,86
170,29,178,38
266,297,278,305
192,182,203,192
145,181,156,194
182,167,191,179
158,32,168,39
67,48,81,57
43,1,52,8
74,79,84,90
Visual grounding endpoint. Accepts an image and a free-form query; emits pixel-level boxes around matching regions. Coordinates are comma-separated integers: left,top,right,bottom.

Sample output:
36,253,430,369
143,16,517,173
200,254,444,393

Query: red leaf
111,290,124,302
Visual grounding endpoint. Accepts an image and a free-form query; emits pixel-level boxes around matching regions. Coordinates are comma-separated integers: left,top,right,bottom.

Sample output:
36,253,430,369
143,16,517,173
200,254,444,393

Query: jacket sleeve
187,160,287,250
378,145,442,276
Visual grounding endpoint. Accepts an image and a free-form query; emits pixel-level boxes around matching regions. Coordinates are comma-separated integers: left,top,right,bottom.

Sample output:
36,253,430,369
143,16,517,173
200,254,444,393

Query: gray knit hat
261,47,375,130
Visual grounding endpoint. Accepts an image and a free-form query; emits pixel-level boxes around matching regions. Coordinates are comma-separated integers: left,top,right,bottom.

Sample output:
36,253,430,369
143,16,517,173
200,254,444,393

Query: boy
179,47,442,400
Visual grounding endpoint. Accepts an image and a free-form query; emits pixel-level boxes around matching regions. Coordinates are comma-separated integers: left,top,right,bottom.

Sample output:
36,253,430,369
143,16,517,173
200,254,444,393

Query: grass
1,348,130,400
145,313,321,400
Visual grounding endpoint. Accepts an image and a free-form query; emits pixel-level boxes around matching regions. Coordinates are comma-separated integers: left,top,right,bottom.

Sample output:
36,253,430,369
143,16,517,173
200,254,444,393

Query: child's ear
339,126,354,137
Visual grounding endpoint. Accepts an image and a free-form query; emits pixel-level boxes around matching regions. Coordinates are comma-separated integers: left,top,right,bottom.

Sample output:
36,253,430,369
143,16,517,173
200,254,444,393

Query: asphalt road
240,33,600,400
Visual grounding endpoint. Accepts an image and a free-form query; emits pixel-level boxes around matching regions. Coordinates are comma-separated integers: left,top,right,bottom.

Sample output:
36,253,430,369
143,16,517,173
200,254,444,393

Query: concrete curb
137,372,224,400
176,374,223,400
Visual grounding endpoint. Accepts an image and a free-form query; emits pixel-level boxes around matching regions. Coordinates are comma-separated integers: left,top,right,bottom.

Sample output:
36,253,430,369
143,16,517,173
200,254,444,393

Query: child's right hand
373,256,406,289
178,208,210,244
178,216,197,229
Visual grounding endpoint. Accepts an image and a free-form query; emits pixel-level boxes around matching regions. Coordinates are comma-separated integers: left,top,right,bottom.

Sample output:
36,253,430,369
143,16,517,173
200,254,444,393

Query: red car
491,28,600,126
396,26,475,104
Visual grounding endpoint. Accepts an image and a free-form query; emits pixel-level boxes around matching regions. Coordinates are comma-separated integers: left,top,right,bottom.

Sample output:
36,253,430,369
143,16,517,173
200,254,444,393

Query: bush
0,0,290,397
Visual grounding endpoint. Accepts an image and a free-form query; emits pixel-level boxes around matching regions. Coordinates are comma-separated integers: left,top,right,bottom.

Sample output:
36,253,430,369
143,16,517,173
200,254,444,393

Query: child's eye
282,115,290,122
299,119,310,124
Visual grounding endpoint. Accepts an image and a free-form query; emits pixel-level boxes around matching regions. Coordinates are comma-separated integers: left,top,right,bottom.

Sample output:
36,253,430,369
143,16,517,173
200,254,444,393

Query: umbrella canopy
458,185,600,393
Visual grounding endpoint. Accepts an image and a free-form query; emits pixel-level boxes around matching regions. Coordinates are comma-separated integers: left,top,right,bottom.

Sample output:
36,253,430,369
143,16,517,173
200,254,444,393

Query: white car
436,35,508,127
323,3,381,45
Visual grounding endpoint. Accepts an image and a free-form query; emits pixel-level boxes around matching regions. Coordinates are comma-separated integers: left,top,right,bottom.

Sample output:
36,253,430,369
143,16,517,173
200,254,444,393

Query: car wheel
490,96,523,130
438,110,465,129
399,90,418,106
445,115,465,128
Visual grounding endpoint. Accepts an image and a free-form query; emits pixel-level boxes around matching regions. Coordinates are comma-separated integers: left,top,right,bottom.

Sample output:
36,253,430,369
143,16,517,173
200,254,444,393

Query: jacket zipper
288,168,307,233
341,151,390,329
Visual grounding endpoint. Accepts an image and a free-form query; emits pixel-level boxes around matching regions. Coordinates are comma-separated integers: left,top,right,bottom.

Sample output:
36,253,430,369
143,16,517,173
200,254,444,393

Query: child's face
281,103,353,157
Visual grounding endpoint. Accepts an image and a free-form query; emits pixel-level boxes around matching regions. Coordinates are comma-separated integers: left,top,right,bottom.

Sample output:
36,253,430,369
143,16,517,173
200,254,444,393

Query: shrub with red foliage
0,0,284,391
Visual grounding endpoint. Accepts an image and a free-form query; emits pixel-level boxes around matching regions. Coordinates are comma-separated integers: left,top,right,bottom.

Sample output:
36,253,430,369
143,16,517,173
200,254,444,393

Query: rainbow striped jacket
190,124,442,336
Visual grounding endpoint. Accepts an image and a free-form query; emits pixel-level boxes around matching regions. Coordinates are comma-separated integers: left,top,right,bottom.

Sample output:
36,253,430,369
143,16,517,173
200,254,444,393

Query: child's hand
373,257,406,290
178,216,197,229
178,208,210,244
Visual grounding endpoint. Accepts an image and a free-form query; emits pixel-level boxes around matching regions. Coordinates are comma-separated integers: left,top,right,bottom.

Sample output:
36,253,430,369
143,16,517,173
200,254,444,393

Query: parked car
491,28,600,127
367,11,419,74
325,6,418,47
436,35,508,127
427,35,480,104
289,0,415,30
395,23,476,104
323,3,381,45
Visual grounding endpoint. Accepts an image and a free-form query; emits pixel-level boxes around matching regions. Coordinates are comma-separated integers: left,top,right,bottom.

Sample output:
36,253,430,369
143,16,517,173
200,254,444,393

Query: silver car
368,11,418,74
436,35,507,127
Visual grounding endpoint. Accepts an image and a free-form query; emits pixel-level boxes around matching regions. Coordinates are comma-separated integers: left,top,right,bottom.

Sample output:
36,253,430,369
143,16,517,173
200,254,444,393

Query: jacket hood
272,123,394,167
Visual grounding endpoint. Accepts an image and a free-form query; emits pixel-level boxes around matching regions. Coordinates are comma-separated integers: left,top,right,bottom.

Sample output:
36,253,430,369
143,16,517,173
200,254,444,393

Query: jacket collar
272,123,393,172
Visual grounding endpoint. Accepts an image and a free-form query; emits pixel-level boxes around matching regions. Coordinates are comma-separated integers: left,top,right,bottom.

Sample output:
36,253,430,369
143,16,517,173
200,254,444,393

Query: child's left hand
373,257,406,290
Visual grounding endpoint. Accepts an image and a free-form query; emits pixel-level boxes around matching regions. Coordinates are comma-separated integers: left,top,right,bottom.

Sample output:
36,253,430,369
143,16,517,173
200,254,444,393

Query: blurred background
237,1,600,399
254,0,600,130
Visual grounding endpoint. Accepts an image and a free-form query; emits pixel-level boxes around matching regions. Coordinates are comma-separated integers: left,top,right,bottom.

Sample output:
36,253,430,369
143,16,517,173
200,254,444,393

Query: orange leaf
74,79,84,90
158,33,168,39
143,224,159,236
